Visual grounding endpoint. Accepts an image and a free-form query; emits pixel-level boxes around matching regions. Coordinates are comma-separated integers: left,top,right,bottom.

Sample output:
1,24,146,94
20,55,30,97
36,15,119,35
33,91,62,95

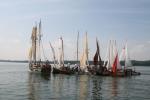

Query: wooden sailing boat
28,21,51,73
105,40,140,77
92,38,110,75
51,37,74,74
72,32,80,73
93,38,103,75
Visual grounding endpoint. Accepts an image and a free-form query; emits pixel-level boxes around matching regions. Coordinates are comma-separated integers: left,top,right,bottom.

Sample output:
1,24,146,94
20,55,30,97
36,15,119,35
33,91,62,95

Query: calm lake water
0,62,150,100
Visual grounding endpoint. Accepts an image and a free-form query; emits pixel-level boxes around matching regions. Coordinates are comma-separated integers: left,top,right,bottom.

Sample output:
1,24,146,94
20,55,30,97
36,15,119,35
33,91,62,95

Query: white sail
80,32,89,71
105,40,111,70
106,40,115,70
120,42,132,69
106,40,121,70
125,43,132,68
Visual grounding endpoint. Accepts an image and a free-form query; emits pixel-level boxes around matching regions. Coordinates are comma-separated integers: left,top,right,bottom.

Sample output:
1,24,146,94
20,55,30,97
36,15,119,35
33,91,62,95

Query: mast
77,32,79,62
61,37,64,66
38,20,42,62
96,38,102,67
85,32,89,66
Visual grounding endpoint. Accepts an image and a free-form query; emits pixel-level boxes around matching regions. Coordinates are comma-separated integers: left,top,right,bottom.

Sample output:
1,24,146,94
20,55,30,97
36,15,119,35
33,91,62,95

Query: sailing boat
28,21,51,73
105,40,140,77
92,38,110,75
72,32,80,73
52,37,74,74
104,40,124,76
120,42,132,69
79,32,89,74
120,42,140,76
92,38,103,75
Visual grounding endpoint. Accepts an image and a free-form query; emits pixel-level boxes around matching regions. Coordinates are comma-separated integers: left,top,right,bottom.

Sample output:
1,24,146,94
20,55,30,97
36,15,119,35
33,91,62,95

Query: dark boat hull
52,67,74,75
41,65,51,74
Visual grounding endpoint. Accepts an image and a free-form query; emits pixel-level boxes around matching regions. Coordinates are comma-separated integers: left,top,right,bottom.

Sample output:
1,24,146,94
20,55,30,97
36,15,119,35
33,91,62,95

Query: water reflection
91,76,103,100
78,75,89,100
111,78,118,97
28,72,50,100
27,73,123,100
51,74,64,99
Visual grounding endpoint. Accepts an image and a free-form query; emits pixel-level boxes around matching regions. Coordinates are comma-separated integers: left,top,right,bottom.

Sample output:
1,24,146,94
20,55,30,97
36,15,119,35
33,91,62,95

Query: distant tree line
120,60,150,66
0,60,150,66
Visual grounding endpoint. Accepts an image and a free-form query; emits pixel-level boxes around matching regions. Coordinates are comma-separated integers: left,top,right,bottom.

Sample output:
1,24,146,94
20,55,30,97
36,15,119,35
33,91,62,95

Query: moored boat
50,37,74,74
28,21,51,74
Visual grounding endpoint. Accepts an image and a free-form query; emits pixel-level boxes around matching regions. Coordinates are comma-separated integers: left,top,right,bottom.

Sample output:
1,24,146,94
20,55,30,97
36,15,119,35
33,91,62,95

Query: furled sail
49,42,56,67
31,26,37,63
58,37,64,68
29,46,33,62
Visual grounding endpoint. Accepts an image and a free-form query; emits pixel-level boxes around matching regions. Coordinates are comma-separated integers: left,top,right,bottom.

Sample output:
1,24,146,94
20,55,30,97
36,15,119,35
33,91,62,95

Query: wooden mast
38,20,42,62
77,32,79,62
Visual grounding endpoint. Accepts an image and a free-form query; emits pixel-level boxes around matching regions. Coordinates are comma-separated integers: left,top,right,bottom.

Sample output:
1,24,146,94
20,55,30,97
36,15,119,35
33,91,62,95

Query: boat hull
29,63,51,74
52,67,74,75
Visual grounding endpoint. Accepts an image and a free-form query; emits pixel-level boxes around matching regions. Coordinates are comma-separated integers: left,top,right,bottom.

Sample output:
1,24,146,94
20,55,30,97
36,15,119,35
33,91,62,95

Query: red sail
112,54,118,76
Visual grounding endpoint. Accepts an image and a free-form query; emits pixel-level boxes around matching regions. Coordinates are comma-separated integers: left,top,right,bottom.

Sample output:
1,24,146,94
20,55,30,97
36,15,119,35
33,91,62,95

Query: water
0,62,150,100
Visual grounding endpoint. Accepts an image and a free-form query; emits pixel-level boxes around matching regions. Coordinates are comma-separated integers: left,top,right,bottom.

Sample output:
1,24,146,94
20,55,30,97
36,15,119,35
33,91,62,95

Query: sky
0,0,150,61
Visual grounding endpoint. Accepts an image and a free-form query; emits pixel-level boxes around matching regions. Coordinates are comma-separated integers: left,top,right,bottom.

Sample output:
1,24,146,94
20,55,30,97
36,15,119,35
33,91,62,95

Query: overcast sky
0,0,150,61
